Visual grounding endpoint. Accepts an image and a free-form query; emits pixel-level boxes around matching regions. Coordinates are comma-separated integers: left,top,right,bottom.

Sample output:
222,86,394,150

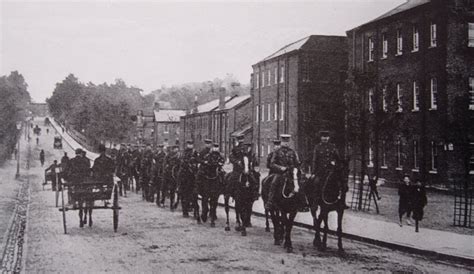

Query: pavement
48,117,474,265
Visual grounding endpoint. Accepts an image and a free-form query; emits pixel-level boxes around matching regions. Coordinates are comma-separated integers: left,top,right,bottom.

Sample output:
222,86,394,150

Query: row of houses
137,0,473,187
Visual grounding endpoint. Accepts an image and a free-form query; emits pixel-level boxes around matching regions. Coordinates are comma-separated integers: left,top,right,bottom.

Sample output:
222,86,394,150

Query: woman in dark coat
412,180,427,232
398,174,412,226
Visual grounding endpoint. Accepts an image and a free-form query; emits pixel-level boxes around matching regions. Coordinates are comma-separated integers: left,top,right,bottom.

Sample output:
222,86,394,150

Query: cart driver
92,144,115,186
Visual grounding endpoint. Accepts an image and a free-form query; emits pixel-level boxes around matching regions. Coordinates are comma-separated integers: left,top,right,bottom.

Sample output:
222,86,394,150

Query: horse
177,164,201,223
223,155,258,236
261,167,304,253
306,159,349,253
197,165,225,227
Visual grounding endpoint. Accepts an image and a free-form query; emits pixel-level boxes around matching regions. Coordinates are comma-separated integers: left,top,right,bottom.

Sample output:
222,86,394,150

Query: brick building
180,92,252,159
251,35,348,170
346,0,474,186
154,108,185,147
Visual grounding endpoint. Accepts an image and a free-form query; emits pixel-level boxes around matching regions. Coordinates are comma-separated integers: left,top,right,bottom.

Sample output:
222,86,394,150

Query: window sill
411,49,419,53
395,53,403,56
381,166,388,169
396,167,403,171
367,60,374,63
429,45,437,49
396,109,403,113
381,56,387,60
367,164,374,168
429,107,437,111
412,109,420,112
470,170,474,175
429,170,438,174
469,106,474,111
412,169,419,172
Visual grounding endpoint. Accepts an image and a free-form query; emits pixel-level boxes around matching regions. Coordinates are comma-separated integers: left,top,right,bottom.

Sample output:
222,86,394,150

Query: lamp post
15,122,22,179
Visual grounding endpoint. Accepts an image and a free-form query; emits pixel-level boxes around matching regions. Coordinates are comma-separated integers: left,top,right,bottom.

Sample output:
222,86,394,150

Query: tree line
0,71,31,165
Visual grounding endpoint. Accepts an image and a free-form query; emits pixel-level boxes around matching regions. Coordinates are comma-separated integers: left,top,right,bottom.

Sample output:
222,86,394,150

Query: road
1,120,472,273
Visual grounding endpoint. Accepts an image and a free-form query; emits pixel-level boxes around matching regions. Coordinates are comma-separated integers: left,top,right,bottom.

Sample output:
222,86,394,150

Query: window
368,88,374,113
430,78,438,110
256,144,259,157
469,23,474,47
368,140,374,167
274,102,278,121
413,81,420,111
280,65,285,83
280,101,284,121
397,29,403,55
396,139,403,168
256,72,260,88
261,144,265,157
382,140,387,167
413,140,419,170
430,23,437,47
267,103,271,121
255,105,259,122
397,83,403,112
431,141,438,171
368,37,374,61
274,67,278,84
470,77,474,110
267,144,271,155
382,86,387,112
267,69,271,86
469,143,474,174
413,26,419,52
261,104,265,122
382,34,388,59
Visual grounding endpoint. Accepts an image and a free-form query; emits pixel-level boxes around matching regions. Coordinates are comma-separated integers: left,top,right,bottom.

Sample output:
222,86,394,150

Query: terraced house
250,35,348,169
346,0,474,186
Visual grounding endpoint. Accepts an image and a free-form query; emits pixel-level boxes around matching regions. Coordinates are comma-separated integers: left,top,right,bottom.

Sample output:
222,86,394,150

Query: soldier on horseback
178,140,200,218
265,134,301,211
267,139,281,175
163,143,180,210
151,144,166,205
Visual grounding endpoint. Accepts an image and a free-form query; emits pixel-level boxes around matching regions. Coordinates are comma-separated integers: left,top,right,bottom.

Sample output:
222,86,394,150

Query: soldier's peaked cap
213,143,219,147
186,140,194,144
319,130,330,137
75,148,83,154
280,134,291,140
204,139,212,144
273,139,281,145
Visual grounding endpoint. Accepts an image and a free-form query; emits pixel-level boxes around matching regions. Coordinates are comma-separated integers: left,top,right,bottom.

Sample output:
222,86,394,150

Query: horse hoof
225,226,230,231
210,223,215,228
318,246,326,252
235,226,242,232
274,239,281,246
241,230,247,236
286,247,293,253
79,221,84,228
338,248,345,255
265,227,271,232
89,220,93,227
201,216,207,223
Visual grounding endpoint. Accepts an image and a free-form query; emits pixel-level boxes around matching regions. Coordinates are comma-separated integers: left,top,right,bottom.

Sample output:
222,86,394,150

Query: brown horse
306,159,349,253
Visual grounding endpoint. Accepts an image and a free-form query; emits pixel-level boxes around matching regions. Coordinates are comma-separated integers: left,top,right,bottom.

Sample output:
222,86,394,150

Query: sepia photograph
0,0,473,272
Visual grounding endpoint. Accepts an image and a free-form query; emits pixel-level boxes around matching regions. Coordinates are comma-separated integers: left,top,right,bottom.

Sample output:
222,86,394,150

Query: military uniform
311,141,340,179
151,148,167,203
229,143,246,173
139,148,154,201
163,147,180,208
178,146,200,216
92,153,115,185
116,149,132,195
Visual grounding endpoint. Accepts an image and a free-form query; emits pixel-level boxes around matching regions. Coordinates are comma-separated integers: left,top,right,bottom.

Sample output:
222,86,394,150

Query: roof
154,109,186,122
220,95,251,110
350,0,430,31
231,124,252,137
196,96,231,113
261,36,311,62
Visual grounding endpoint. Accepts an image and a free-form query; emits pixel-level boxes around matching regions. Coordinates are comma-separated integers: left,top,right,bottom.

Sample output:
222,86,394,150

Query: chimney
219,87,226,110
192,94,198,114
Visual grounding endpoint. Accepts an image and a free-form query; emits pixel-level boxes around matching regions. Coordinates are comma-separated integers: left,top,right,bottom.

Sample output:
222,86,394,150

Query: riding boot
265,176,279,210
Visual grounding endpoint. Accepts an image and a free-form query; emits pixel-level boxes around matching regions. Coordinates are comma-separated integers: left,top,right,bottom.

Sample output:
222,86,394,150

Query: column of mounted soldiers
105,128,344,219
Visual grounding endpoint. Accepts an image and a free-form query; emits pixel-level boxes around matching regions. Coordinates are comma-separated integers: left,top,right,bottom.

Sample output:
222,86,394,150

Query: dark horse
177,164,201,223
197,166,225,227
306,159,349,252
223,156,258,236
261,168,304,253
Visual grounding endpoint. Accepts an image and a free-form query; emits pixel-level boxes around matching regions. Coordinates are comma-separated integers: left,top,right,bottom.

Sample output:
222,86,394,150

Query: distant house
29,103,49,117
154,107,185,147
180,90,252,159
133,108,155,145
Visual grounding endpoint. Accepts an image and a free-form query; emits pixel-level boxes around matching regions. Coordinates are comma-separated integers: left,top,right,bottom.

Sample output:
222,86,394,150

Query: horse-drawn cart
58,179,120,234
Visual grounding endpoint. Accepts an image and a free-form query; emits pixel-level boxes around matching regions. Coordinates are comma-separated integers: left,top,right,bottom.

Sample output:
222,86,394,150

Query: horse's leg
234,199,242,232
264,208,271,232
322,212,329,250
88,203,93,227
201,194,209,223
195,194,201,224
314,209,324,249
78,202,84,228
224,195,231,231
210,195,217,227
337,207,344,252
285,211,297,253
269,210,281,245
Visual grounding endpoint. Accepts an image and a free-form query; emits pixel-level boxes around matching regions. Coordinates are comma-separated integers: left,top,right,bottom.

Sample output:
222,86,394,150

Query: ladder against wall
453,176,473,228
349,174,371,211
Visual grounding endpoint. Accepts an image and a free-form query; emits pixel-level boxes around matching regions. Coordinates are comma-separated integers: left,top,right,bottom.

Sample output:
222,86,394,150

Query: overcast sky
1,0,404,102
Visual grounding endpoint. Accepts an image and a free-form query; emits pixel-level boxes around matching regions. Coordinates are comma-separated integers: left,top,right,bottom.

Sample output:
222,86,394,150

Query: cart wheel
113,186,119,232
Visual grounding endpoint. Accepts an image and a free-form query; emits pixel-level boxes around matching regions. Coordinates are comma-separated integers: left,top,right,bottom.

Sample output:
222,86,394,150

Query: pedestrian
398,174,413,226
45,160,60,191
39,149,45,166
36,137,39,145
369,175,381,200
46,128,49,134
411,179,427,232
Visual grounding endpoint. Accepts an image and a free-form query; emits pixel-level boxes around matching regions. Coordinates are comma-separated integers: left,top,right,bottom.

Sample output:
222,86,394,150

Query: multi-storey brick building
180,92,252,159
154,108,185,147
346,0,474,186
251,35,348,170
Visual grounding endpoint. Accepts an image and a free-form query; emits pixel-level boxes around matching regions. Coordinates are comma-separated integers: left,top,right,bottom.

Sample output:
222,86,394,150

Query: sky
0,0,405,103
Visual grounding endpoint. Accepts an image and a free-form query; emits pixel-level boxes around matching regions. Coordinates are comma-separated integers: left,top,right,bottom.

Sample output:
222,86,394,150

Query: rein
321,167,339,205
281,169,299,199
